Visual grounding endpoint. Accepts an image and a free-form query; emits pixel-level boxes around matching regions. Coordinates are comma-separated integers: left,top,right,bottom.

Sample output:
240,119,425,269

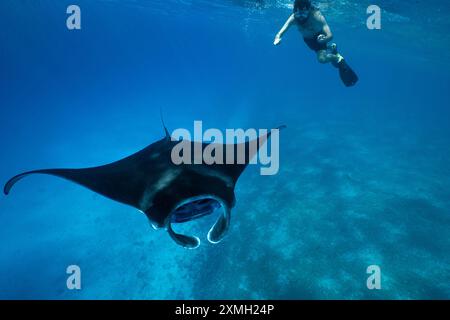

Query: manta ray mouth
167,195,231,249
171,197,222,223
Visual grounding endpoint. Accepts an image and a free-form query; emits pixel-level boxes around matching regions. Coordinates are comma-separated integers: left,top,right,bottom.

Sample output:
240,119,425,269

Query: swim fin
336,59,358,87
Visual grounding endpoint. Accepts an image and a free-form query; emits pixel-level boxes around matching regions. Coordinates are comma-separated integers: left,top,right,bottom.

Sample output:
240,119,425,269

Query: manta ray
4,123,284,248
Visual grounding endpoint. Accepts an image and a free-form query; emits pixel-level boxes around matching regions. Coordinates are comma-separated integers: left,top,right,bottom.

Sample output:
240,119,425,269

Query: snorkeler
273,0,358,86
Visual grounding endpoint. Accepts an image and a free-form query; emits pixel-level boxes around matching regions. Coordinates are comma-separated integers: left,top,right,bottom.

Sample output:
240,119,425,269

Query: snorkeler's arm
316,11,333,43
274,14,295,45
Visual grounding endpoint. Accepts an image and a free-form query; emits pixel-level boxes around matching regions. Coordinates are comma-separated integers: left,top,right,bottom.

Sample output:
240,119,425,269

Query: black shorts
303,35,328,52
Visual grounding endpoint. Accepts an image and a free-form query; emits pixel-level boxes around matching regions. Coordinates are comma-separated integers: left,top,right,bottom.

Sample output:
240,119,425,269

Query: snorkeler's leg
317,44,358,86
317,50,342,64
328,42,338,54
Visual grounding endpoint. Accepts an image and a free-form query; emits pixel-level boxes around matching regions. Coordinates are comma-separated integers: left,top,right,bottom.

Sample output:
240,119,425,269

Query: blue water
1,0,450,299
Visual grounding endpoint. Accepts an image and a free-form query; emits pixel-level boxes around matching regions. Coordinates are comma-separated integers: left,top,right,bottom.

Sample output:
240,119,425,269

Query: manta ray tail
160,107,170,138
